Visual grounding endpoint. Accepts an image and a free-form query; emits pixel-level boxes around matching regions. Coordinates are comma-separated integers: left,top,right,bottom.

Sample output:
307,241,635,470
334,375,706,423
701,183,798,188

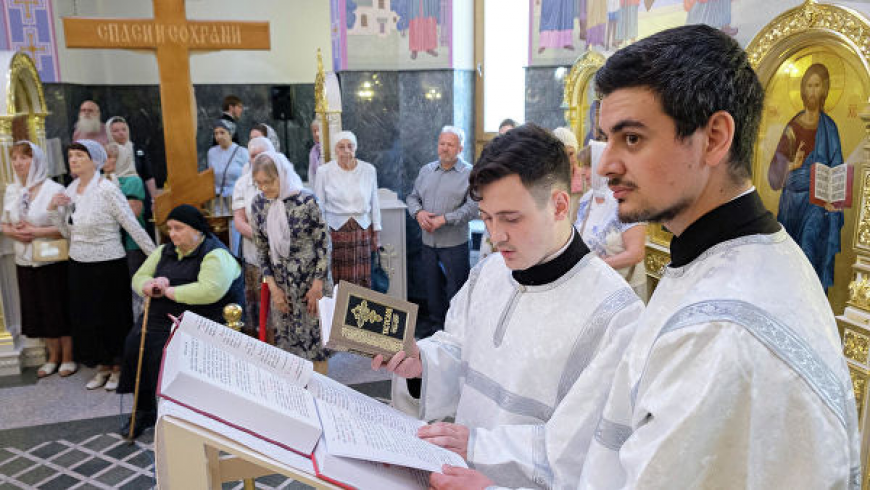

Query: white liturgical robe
394,233,644,488
580,229,861,489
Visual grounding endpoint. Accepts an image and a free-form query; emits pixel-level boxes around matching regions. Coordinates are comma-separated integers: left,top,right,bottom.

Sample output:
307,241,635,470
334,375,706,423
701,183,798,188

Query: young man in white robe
372,123,644,488
433,24,861,490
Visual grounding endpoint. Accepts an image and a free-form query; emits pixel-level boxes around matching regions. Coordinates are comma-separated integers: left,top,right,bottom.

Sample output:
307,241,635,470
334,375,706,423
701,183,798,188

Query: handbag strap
219,145,240,193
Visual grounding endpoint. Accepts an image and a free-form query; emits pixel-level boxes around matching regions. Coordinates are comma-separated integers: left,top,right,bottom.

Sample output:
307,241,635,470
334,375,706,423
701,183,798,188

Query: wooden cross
62,0,270,223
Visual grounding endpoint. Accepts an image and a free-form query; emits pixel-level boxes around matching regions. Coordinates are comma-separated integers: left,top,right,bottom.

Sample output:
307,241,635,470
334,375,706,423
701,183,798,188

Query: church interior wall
339,68,474,305
524,65,572,130
51,0,332,85
43,82,317,187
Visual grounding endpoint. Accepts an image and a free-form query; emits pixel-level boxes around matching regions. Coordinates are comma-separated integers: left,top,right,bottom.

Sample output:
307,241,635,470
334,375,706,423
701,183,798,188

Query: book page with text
308,373,424,436
831,165,848,202
181,312,312,386
316,401,467,473
813,163,831,203
181,336,319,422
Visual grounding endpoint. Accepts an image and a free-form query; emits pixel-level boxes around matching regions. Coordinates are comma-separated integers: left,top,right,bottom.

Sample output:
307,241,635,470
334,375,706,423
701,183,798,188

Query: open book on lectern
157,312,466,489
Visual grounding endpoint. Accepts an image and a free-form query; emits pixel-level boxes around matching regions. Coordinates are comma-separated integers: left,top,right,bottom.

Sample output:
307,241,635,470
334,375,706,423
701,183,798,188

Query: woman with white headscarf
250,123,281,152
250,151,332,374
314,130,381,289
48,139,156,391
1,141,73,378
232,136,276,340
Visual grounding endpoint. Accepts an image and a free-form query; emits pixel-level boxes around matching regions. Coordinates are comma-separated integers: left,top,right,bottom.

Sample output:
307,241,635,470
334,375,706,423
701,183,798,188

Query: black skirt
16,263,71,338
68,257,133,366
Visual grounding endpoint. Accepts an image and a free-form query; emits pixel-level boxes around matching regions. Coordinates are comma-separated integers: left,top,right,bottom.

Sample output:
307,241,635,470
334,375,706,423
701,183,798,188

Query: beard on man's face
75,115,101,135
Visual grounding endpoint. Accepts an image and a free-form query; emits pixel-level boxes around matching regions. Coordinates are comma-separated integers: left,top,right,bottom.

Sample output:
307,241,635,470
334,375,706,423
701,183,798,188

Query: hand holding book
371,343,423,378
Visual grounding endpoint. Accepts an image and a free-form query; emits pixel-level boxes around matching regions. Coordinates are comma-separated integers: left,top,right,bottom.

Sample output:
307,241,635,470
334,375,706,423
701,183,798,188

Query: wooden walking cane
127,295,152,442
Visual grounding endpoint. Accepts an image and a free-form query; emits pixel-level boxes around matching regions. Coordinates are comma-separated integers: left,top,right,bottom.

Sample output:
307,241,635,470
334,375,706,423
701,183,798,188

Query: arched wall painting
753,44,869,314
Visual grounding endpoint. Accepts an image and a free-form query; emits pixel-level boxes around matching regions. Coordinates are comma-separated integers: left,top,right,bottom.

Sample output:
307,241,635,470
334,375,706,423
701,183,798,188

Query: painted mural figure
408,0,441,59
615,0,639,46
684,0,738,36
767,63,845,290
586,0,608,48
537,0,577,53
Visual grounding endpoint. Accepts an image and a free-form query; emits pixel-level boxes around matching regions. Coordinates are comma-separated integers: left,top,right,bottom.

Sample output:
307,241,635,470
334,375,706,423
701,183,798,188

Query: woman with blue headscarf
49,139,156,392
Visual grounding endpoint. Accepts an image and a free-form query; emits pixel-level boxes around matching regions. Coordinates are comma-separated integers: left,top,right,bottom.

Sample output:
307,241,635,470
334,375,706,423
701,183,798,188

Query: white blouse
314,160,382,231
2,179,65,267
51,178,156,263
232,171,261,265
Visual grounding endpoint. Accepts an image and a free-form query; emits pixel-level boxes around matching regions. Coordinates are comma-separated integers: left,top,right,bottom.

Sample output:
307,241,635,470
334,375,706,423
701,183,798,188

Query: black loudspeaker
271,86,293,121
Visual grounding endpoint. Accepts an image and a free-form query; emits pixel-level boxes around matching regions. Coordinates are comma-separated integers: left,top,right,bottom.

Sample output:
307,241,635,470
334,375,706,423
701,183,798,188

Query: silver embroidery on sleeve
636,299,848,429
460,361,554,421
594,416,633,451
557,287,639,403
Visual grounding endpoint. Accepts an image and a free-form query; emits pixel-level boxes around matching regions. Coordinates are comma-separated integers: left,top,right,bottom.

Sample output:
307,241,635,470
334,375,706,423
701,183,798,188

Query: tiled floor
0,354,391,489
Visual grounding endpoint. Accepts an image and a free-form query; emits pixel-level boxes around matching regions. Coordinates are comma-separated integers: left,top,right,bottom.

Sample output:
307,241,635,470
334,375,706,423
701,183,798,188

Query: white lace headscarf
105,116,138,178
65,139,108,203
253,151,303,263
257,124,281,152
11,141,48,220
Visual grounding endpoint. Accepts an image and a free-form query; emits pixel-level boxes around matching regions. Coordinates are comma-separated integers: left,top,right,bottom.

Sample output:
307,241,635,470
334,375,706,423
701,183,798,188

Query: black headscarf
166,204,210,235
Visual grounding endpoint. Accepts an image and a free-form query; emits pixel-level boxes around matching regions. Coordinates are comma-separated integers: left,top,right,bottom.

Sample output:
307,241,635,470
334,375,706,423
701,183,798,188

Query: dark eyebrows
607,119,648,135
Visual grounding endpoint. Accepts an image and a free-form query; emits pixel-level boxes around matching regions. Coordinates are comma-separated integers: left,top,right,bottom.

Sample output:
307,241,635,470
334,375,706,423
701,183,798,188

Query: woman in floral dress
250,150,333,374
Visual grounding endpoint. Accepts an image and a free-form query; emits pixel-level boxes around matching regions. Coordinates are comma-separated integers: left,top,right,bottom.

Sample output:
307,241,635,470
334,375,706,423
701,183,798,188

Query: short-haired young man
376,123,643,488
431,25,860,490
219,95,244,144
576,25,859,488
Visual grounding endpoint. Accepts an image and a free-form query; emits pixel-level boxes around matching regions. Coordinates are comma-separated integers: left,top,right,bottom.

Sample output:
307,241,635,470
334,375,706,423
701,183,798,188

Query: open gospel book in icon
318,281,418,360
157,312,464,489
810,163,853,209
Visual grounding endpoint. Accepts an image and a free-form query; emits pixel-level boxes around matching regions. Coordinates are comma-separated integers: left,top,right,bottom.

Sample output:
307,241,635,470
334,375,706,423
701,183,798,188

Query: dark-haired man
432,24,860,490
575,25,859,488
218,95,244,145
375,123,643,488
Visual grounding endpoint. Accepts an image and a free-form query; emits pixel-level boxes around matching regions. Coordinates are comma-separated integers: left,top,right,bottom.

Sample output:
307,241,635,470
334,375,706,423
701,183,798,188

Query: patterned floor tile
36,473,80,490
118,474,156,490
81,435,120,453
12,465,55,486
71,456,112,477
28,442,67,461
0,457,33,477
123,451,154,470
50,449,89,468
94,466,134,486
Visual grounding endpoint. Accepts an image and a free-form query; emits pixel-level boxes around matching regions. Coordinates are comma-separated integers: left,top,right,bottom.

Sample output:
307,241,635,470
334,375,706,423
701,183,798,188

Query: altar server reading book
372,123,644,488
157,312,466,489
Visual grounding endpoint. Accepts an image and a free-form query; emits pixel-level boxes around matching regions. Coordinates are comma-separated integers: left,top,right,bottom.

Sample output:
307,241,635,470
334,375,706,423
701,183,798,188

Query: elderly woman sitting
314,131,381,288
117,204,243,438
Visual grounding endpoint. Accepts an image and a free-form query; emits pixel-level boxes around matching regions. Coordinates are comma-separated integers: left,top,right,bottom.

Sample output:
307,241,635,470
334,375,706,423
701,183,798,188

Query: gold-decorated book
319,281,418,359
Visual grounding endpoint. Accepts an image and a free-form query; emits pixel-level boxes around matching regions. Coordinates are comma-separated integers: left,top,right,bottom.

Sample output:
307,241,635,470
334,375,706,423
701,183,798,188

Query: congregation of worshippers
2,24,861,489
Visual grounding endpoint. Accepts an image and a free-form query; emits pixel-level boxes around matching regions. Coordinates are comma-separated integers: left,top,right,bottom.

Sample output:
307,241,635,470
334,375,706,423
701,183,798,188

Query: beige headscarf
105,116,138,178
11,141,48,221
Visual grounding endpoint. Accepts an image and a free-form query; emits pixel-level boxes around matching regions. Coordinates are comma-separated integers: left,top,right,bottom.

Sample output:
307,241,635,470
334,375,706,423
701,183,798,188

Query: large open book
157,312,465,489
810,163,853,209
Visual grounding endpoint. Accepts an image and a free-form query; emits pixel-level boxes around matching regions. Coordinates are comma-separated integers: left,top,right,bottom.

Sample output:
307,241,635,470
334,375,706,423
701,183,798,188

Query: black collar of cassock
669,190,781,268
512,228,590,286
